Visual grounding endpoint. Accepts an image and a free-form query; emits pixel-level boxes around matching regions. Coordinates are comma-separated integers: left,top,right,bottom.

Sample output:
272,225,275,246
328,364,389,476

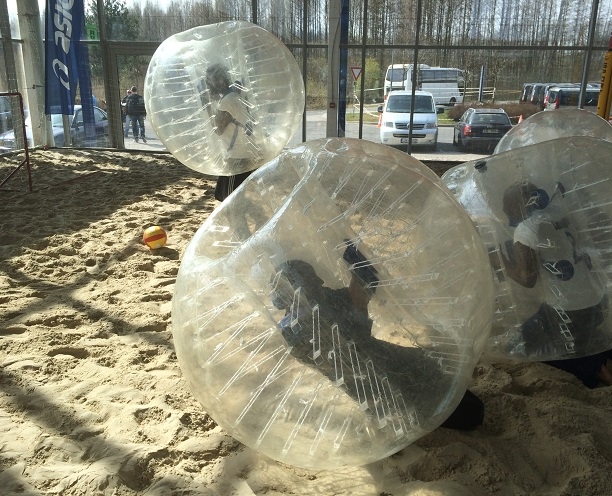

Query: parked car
0,105,109,151
519,83,536,103
528,83,549,107
543,85,600,111
453,108,513,151
378,90,443,151
0,95,12,133
541,82,578,109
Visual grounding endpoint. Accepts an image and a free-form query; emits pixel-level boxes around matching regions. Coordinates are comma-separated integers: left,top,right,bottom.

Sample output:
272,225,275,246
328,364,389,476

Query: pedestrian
121,89,132,137
124,86,147,143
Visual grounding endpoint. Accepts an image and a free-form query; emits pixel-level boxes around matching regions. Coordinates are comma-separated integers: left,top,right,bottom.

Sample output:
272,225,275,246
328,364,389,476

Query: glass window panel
4,0,21,39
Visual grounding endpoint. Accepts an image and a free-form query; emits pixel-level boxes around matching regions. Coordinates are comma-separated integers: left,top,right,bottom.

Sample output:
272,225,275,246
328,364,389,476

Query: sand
1,149,611,496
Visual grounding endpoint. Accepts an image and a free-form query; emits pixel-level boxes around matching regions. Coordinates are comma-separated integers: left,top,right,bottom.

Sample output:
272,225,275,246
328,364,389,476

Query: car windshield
471,113,510,125
386,95,434,113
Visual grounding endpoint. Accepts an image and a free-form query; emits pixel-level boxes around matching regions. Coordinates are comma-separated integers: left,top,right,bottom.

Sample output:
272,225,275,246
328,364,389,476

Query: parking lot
123,108,490,163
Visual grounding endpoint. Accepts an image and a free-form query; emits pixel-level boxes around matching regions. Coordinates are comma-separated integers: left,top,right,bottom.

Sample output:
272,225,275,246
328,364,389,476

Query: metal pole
302,0,308,142
337,0,349,137
357,0,368,139
17,0,46,147
408,0,422,155
578,0,599,108
0,0,22,143
326,0,341,137
97,0,121,148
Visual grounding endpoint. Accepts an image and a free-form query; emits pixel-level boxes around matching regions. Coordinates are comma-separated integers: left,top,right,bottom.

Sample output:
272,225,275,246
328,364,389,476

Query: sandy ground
0,149,611,496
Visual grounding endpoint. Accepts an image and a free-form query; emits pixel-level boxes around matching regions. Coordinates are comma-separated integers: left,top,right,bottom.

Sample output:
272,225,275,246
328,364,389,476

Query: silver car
0,105,109,151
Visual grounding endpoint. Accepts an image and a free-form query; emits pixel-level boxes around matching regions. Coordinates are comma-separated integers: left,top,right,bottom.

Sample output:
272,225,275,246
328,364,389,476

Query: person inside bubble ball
205,63,259,201
497,181,612,387
269,240,485,431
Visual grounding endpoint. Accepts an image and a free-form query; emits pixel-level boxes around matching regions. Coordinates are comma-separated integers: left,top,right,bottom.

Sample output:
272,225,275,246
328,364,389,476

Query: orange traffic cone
518,114,523,124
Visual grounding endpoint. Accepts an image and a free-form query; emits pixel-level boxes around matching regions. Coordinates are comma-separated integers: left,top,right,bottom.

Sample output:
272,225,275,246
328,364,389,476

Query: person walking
124,86,147,143
121,89,132,137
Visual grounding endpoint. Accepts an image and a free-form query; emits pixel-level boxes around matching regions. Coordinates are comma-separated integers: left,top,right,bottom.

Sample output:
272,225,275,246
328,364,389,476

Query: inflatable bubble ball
494,108,612,154
144,21,305,176
442,136,612,362
172,138,494,469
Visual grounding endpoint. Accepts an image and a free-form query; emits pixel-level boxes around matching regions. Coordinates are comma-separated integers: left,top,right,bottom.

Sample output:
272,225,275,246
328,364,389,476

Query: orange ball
143,225,167,249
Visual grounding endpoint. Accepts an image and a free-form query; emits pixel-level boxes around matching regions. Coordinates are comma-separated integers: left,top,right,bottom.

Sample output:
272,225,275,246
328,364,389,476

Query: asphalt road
124,109,490,164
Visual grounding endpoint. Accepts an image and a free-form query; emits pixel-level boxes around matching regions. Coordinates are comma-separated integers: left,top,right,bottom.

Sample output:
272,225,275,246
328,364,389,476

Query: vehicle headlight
384,121,394,128
424,123,438,129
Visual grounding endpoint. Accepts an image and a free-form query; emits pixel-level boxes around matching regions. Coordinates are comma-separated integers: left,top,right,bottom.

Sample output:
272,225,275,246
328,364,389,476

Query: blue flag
45,0,86,115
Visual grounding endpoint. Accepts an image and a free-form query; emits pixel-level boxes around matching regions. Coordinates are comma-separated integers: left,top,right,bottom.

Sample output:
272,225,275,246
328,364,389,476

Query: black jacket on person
125,92,146,118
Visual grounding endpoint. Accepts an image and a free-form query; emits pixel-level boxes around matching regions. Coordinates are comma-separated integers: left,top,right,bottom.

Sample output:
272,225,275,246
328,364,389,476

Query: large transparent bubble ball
172,138,494,469
494,108,612,154
442,136,612,362
144,21,305,176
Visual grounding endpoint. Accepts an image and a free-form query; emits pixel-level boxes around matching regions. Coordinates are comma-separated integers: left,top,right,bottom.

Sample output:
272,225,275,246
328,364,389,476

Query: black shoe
141,136,147,143
134,137,139,143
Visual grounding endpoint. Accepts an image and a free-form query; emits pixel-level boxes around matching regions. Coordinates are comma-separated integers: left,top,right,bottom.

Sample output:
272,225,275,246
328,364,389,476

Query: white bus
384,64,465,106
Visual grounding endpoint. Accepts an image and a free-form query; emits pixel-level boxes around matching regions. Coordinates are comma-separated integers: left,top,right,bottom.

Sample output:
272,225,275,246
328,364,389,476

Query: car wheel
452,131,457,146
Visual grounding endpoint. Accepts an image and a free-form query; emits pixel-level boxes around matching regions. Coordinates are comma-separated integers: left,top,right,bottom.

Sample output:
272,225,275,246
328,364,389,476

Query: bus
384,64,465,106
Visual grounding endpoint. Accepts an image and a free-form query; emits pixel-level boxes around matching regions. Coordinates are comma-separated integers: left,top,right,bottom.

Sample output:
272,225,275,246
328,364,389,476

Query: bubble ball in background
442,136,612,362
494,108,612,154
144,21,305,176
172,138,494,469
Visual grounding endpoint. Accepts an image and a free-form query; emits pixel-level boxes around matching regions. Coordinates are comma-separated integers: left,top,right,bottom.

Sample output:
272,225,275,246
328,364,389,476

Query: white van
378,90,443,151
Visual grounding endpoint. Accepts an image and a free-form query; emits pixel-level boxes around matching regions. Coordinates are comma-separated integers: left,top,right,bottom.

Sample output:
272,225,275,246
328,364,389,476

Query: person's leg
131,115,139,141
563,299,606,351
139,116,146,140
545,353,609,388
539,300,608,387
124,115,130,136
521,304,560,357
214,164,253,202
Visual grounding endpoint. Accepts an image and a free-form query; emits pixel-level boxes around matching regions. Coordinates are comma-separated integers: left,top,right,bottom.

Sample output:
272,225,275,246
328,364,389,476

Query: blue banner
45,0,86,115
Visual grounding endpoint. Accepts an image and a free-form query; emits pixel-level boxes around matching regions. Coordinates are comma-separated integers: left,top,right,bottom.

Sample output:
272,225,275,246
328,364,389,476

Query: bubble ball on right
172,138,495,469
494,108,612,154
442,136,612,362
144,21,305,176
